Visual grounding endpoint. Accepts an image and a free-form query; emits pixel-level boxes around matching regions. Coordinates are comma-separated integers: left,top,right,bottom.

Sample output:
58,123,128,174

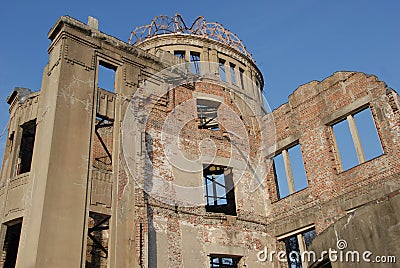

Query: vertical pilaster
201,47,210,75
16,25,96,268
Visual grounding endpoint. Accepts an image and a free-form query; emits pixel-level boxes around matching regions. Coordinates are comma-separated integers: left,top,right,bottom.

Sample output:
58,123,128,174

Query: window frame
17,120,36,175
218,58,227,82
174,50,186,59
273,142,308,200
190,51,201,74
196,99,220,130
2,219,23,268
278,227,317,268
204,164,237,216
97,61,117,93
330,105,384,172
229,63,236,85
239,68,245,89
209,254,241,268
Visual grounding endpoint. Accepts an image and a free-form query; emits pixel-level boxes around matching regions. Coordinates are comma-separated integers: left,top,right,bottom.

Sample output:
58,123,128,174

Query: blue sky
0,0,399,158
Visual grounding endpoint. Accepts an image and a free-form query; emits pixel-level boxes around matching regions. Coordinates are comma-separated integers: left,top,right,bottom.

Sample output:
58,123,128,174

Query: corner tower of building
131,14,264,99
0,14,273,268
125,14,272,268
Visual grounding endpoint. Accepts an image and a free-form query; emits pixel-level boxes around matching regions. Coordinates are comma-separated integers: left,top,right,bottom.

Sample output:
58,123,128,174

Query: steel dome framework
129,14,255,62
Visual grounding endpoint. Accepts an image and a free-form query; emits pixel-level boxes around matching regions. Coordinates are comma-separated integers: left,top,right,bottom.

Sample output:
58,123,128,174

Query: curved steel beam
129,14,254,62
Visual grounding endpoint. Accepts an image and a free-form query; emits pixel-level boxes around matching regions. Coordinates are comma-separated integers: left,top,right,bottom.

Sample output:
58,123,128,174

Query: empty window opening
197,99,220,130
93,116,113,172
239,68,245,89
190,52,201,74
86,212,110,268
17,120,36,175
204,165,236,216
8,132,15,151
230,63,236,85
98,62,116,93
332,106,383,171
210,255,241,268
273,143,307,199
219,59,226,82
174,50,186,59
2,221,22,268
280,228,316,268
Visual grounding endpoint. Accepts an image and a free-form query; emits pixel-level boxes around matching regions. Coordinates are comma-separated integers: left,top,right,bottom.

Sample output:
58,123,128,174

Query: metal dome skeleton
129,14,255,62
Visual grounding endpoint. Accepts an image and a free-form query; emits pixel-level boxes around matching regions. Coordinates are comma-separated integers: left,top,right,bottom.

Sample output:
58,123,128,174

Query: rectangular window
273,143,307,199
86,212,110,267
190,52,201,74
219,59,226,82
239,68,245,89
2,221,22,268
230,63,236,85
210,255,241,268
98,62,116,93
197,99,220,130
332,106,383,171
174,50,185,59
17,120,36,175
93,116,113,172
204,165,236,216
280,228,316,268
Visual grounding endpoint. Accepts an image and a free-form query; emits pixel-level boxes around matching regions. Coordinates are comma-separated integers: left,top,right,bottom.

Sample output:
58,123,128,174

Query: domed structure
122,14,272,267
0,15,399,268
131,14,264,92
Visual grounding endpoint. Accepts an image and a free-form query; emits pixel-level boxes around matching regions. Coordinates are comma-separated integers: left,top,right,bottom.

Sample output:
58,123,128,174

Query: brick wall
266,72,400,237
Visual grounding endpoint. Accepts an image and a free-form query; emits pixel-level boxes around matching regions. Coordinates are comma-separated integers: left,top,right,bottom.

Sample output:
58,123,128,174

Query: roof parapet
87,16,98,30
7,87,32,105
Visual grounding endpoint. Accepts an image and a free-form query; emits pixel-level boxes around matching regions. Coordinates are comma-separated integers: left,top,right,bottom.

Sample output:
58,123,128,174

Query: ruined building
0,15,399,268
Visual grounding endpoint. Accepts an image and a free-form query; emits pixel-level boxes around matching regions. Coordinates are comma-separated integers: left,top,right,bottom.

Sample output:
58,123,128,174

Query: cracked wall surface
0,15,398,268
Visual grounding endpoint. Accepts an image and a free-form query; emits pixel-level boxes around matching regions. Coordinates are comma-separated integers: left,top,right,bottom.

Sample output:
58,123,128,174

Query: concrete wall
0,15,398,268
309,190,400,268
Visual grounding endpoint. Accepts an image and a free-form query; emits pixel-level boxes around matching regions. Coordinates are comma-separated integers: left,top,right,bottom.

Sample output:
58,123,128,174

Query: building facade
0,15,399,268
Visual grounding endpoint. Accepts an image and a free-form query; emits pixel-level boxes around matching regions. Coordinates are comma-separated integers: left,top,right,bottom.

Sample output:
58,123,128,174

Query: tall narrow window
273,143,307,199
230,63,236,85
332,106,383,171
93,116,113,172
2,221,22,268
17,120,36,175
197,99,220,130
98,62,116,93
219,59,226,82
280,228,317,268
86,212,110,268
174,50,185,59
239,68,245,89
210,255,241,268
204,165,236,216
190,52,201,74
